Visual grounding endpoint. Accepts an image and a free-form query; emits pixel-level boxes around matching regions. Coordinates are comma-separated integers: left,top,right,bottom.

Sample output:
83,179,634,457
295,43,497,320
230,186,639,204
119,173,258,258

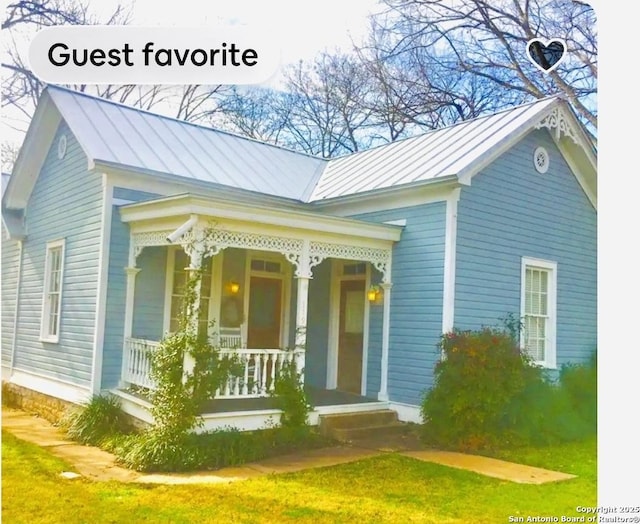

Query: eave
119,193,404,244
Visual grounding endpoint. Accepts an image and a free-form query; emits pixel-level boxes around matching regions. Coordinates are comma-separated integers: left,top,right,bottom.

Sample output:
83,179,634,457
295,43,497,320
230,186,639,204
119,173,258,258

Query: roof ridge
44,84,328,162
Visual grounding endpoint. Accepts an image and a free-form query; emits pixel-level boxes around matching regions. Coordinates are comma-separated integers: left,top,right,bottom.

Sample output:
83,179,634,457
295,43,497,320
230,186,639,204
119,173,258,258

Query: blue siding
12,122,102,387
1,228,20,368
454,129,597,366
101,212,129,388
305,260,331,388
113,187,159,202
101,187,164,388
131,246,167,340
354,202,447,405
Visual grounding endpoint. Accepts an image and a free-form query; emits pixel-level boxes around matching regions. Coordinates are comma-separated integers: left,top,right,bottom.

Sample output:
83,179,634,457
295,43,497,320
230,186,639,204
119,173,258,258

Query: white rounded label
28,25,281,85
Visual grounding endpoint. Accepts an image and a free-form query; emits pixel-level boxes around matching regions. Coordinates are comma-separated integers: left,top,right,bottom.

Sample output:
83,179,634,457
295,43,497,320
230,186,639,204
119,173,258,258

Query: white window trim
40,239,65,343
520,257,557,369
163,246,216,337
326,259,370,395
243,251,292,349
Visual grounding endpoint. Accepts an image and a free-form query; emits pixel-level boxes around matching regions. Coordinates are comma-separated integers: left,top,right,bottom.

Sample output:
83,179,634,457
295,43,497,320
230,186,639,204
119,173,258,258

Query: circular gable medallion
57,134,67,160
533,146,549,174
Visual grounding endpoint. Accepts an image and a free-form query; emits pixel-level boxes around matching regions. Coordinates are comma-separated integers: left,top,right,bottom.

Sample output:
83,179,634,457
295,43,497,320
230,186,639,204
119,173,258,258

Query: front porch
114,193,403,429
112,384,389,432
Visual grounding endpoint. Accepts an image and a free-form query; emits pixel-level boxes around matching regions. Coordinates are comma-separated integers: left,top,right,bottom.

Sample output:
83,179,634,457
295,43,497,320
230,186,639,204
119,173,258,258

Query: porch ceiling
119,192,404,244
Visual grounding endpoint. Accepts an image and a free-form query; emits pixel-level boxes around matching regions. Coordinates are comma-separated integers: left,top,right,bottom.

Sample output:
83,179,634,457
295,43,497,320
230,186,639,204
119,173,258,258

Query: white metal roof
40,87,591,205
46,86,326,201
310,96,561,201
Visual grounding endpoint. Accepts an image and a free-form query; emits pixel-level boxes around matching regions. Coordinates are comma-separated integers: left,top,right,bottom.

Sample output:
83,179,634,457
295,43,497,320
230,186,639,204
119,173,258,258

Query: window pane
265,261,281,273
344,263,366,276
172,271,187,294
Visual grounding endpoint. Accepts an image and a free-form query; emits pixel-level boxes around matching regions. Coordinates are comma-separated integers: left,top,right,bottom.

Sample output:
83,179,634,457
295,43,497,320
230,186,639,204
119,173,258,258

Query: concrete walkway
1,408,576,485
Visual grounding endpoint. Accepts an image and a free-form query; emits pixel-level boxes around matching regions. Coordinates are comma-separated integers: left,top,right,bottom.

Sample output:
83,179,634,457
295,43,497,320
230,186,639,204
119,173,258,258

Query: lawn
2,430,596,524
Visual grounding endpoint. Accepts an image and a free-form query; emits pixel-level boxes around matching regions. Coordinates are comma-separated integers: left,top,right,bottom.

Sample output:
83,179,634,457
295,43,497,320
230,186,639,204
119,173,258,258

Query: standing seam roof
46,86,563,203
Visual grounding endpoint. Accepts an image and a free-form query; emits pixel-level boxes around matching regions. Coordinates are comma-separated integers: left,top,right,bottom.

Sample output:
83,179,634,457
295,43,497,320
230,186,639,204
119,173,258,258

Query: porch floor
120,387,379,414
201,387,379,414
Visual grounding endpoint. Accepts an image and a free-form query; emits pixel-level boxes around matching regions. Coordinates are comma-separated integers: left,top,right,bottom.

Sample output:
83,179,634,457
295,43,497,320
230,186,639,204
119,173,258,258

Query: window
250,259,281,273
169,250,212,338
40,239,65,342
521,257,557,368
343,262,367,276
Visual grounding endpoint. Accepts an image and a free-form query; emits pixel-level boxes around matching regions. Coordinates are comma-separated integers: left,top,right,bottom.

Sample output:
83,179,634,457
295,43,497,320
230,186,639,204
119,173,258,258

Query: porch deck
118,386,379,414
200,387,379,414
113,385,388,431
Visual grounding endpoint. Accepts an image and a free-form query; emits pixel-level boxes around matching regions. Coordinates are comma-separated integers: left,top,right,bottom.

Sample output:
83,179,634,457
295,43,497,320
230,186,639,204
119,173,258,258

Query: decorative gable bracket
534,106,584,149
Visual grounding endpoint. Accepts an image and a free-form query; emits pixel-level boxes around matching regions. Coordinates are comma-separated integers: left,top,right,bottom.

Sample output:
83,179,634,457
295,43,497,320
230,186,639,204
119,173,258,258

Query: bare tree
278,52,375,157
213,86,292,145
2,1,229,141
371,0,597,128
2,0,134,128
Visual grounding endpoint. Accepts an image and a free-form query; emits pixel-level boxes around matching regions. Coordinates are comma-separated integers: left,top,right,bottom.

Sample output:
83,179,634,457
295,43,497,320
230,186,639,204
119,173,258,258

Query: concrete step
330,422,409,443
319,409,409,443
319,409,399,434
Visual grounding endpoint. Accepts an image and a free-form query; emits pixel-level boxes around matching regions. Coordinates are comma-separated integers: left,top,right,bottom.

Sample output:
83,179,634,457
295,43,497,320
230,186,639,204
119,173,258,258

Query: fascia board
119,194,403,242
3,93,61,210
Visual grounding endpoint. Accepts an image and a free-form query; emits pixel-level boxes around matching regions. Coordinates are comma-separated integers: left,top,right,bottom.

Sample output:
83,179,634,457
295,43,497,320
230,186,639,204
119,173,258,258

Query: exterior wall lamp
367,285,381,302
229,281,240,294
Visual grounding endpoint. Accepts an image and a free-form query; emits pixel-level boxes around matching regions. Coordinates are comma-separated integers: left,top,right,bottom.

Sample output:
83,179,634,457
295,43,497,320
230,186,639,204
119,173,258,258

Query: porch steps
319,409,407,443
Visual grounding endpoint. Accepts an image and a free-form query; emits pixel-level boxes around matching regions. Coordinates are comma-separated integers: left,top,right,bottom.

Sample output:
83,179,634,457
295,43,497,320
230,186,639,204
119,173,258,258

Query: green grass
2,429,595,524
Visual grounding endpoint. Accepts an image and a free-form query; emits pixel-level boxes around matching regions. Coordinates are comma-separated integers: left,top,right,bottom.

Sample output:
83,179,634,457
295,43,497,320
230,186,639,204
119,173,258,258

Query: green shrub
559,351,597,432
115,426,329,472
421,327,541,451
422,325,598,451
272,358,312,431
62,394,133,446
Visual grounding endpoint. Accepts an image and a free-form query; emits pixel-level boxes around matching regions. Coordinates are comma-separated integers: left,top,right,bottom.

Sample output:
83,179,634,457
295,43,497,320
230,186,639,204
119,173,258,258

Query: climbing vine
148,231,235,440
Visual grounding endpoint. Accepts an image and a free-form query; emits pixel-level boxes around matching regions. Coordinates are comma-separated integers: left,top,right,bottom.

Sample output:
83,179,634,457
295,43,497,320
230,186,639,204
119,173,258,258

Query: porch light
367,285,380,302
229,281,240,294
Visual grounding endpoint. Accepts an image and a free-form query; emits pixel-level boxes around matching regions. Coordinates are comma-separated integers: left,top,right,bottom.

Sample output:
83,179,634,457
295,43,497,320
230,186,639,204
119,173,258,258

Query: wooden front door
337,279,365,394
247,276,282,348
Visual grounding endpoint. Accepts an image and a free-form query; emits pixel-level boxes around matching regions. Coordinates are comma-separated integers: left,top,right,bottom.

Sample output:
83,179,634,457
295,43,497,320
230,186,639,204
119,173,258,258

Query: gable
3,87,596,222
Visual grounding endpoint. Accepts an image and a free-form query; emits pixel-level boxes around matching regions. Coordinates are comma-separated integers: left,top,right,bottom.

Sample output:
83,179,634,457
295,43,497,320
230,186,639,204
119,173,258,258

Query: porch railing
216,348,304,399
122,338,304,399
122,337,159,390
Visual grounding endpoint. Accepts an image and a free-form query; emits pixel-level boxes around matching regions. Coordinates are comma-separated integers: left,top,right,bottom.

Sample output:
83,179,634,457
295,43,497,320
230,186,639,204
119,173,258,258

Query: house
1,86,597,430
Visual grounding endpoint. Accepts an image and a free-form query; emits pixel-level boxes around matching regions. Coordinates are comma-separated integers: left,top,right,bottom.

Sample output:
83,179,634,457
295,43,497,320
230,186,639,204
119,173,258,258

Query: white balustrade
216,348,305,399
123,338,303,399
123,337,159,389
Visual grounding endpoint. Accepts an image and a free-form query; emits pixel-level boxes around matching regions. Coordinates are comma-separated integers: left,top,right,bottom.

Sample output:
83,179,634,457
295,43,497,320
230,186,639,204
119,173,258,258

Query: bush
559,351,597,432
421,327,539,451
62,394,133,446
422,326,598,451
114,426,330,472
271,358,312,431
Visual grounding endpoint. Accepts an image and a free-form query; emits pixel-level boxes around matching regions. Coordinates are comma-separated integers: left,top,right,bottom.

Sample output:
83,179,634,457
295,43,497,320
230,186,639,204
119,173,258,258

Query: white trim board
441,187,461,333
388,401,422,424
7,369,92,404
90,175,113,394
326,260,370,395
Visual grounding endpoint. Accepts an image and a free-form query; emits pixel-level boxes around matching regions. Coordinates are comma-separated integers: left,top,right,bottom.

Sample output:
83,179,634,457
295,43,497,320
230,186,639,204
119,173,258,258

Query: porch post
293,239,312,382
183,241,204,381
121,265,141,386
378,281,393,402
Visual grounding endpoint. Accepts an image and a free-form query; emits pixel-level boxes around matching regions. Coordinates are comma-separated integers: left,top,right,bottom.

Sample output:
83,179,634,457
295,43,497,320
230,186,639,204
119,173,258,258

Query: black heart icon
527,39,566,73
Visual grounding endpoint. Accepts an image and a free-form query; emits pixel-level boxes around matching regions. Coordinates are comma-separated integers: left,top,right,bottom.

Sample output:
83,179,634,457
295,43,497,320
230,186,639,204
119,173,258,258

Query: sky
121,0,383,61
2,0,640,505
1,0,384,144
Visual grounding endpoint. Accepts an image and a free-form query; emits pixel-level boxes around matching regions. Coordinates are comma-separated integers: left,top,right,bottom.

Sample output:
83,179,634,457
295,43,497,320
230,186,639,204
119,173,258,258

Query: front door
337,279,365,394
247,276,282,348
